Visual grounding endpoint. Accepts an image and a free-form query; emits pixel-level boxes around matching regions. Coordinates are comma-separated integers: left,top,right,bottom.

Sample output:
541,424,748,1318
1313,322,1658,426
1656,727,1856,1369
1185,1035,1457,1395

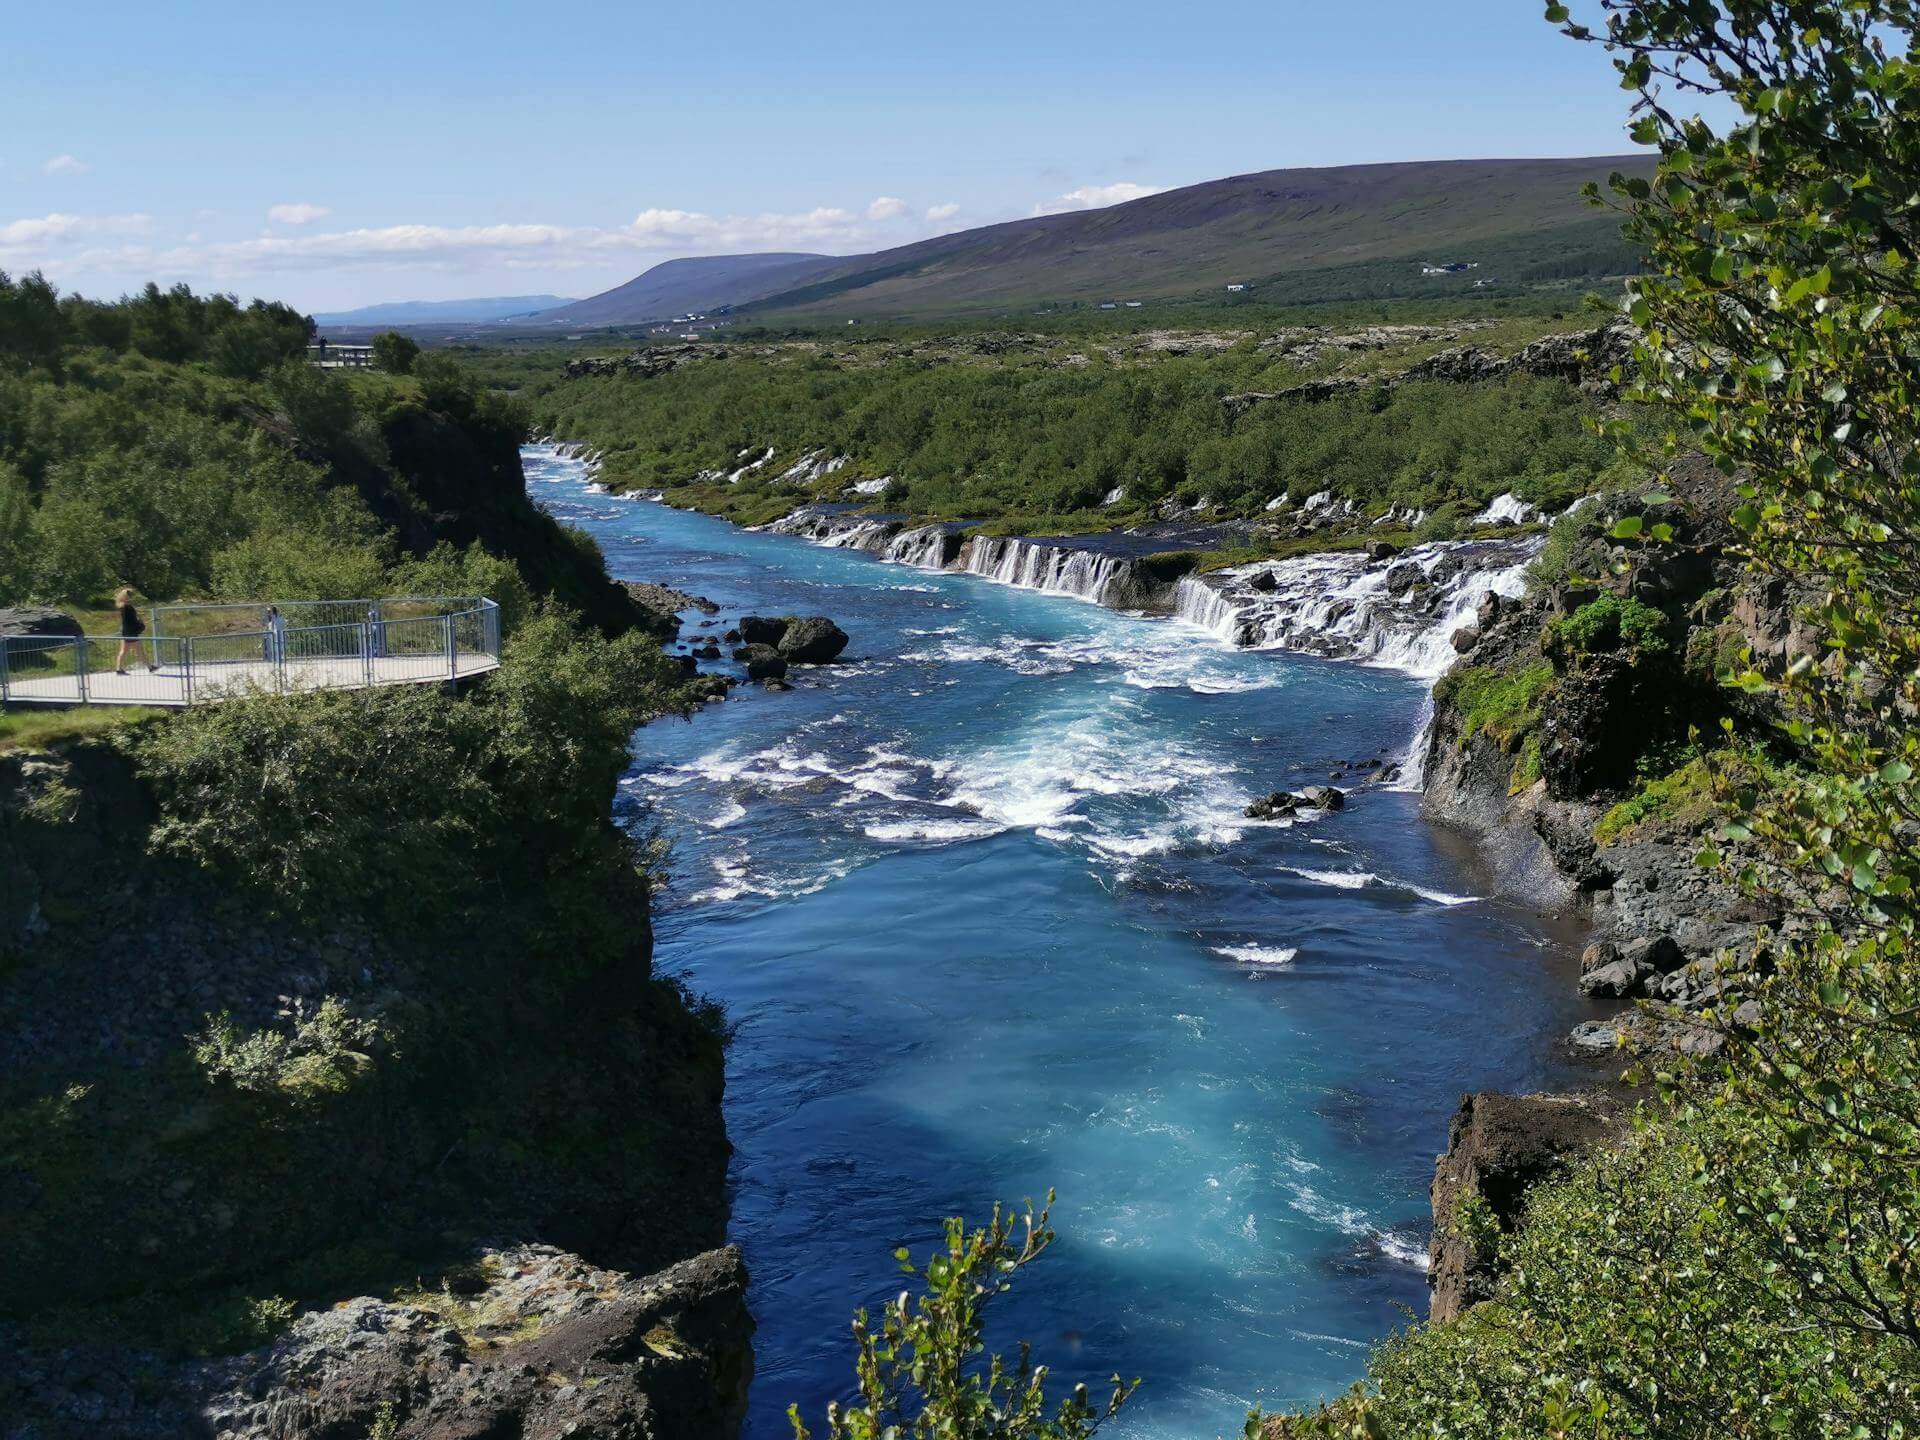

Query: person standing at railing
113,587,157,675
264,605,287,665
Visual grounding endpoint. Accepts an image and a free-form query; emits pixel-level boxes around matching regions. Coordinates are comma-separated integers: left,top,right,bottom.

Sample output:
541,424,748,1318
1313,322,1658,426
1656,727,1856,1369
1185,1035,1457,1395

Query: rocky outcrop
565,345,716,381
0,606,84,644
733,643,788,681
623,582,721,639
1429,1092,1621,1322
2,1245,754,1440
1225,323,1635,423
735,615,850,664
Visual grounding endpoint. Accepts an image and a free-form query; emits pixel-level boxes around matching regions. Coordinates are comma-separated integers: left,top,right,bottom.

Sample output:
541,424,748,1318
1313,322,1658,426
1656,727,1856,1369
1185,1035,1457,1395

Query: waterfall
958,537,1153,608
1172,536,1542,681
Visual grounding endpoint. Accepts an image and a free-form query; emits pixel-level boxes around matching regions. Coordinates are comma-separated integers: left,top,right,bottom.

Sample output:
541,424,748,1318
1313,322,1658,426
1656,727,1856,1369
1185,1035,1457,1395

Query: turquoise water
526,446,1589,1438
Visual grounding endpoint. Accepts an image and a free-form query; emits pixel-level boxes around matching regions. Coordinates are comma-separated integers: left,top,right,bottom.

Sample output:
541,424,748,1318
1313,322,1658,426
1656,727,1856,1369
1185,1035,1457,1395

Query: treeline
535,346,1631,533
0,273,634,630
0,272,312,380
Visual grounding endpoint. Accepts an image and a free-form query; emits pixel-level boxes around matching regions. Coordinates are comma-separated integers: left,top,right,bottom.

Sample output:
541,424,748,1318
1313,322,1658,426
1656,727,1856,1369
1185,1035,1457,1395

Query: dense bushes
134,611,685,937
535,347,1621,528
1265,4,1920,1436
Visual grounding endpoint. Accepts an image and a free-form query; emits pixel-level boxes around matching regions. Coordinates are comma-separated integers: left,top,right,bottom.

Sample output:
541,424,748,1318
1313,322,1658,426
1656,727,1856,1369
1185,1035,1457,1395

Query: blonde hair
114,587,134,605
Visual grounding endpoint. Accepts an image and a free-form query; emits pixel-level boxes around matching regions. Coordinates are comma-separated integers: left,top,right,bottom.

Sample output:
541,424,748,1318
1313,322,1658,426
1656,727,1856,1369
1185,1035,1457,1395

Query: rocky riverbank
3,1245,753,1440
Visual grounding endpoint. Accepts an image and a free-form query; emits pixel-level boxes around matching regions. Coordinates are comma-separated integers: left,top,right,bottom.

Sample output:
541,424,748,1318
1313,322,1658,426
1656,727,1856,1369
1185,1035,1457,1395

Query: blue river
525,445,1590,1438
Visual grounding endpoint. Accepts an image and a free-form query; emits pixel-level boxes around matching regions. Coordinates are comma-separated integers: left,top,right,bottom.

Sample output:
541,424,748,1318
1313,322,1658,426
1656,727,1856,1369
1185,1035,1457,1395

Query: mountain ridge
548,154,1657,326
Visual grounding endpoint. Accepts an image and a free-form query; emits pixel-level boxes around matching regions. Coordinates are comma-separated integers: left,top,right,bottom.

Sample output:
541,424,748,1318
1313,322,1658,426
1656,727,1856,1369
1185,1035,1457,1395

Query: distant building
1125,300,1143,308
1225,283,1248,293
306,339,373,369
1098,302,1118,310
1421,261,1480,276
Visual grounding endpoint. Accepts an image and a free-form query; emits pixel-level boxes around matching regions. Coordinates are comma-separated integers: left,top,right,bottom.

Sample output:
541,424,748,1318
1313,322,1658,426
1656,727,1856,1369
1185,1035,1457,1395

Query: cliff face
0,727,741,1435
7,1245,753,1439
1418,463,1802,1058
1427,1092,1620,1323
379,404,647,635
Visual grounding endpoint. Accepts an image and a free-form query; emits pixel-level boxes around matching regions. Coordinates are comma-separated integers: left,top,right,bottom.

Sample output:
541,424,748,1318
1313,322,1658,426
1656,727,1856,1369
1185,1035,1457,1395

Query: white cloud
866,195,908,221
1031,181,1164,216
268,202,330,225
43,154,89,176
926,202,961,221
0,212,151,252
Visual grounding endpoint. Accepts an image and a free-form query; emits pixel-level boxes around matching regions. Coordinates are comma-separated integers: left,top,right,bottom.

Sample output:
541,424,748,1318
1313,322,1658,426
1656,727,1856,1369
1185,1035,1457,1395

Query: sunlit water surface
526,445,1588,1438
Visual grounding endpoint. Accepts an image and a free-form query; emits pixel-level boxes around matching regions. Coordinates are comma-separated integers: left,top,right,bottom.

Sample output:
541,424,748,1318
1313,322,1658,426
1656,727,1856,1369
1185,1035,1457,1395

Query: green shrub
1433,660,1555,751
792,1196,1135,1440
1544,593,1671,660
191,997,383,1104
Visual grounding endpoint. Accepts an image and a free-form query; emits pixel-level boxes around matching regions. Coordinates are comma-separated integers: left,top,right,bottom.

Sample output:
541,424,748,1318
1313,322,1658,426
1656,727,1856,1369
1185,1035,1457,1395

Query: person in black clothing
114,587,156,675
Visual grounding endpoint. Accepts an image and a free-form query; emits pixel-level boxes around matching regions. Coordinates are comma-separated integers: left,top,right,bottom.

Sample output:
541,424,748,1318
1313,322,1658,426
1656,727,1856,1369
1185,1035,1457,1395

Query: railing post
184,637,195,706
444,614,457,680
362,622,373,688
74,636,88,705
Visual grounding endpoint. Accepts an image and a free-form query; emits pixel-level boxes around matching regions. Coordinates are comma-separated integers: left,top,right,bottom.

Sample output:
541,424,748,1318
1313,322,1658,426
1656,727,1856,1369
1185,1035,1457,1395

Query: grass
0,706,165,753
1432,660,1556,793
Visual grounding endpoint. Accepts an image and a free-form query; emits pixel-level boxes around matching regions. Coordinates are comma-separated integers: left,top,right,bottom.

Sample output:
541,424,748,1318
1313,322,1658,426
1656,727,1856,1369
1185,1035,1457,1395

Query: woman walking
114,587,156,674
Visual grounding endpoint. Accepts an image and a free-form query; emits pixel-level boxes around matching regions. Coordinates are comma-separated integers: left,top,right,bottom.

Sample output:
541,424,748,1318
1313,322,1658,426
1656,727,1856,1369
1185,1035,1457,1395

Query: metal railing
0,596,501,708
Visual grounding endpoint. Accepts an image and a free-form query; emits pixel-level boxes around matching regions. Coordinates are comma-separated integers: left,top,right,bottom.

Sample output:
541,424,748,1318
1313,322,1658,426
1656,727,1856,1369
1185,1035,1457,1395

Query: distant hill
312,295,573,326
553,156,1656,326
534,254,838,328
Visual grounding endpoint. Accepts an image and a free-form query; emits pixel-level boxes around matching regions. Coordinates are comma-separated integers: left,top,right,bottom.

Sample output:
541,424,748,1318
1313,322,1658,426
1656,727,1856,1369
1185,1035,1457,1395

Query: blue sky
2,1,1649,311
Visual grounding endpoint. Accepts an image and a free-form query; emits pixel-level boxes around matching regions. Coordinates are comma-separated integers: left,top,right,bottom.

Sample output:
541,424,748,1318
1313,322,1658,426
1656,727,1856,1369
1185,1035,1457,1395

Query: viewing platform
0,597,501,709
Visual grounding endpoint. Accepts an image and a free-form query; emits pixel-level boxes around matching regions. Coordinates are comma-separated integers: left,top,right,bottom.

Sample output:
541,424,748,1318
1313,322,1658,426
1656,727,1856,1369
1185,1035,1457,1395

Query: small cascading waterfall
765,508,1163,607
883,525,955,569
1172,537,1543,680
959,537,1147,607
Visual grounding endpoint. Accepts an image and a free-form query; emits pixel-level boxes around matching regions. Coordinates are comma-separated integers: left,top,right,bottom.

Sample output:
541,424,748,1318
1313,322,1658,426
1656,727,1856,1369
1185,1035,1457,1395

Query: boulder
1475,592,1503,628
1244,792,1298,820
722,628,742,643
1384,562,1422,596
1619,933,1685,975
1568,1019,1620,1053
1450,624,1482,654
1366,541,1401,562
1247,569,1279,593
0,606,84,642
777,616,849,664
1578,956,1650,998
737,616,789,646
732,644,788,680
1298,785,1346,811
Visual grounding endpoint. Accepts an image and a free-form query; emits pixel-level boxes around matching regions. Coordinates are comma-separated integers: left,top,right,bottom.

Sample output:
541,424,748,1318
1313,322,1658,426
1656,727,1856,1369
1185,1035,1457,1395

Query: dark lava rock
1384,562,1422,596
738,616,789,646
0,606,84,641
1476,592,1503,628
1247,569,1279,593
5,1245,755,1440
722,628,742,643
762,677,793,692
1429,1092,1620,1321
1298,785,1346,811
1245,792,1298,820
777,616,849,664
1366,541,1401,562
1568,1019,1621,1053
732,644,788,681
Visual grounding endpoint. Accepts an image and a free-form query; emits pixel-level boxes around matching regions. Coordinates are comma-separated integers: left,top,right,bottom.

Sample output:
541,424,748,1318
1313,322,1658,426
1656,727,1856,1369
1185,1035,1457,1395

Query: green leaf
1611,515,1645,539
